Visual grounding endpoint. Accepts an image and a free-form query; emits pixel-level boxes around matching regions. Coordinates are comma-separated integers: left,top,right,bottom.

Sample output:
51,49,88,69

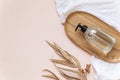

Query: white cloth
55,0,120,80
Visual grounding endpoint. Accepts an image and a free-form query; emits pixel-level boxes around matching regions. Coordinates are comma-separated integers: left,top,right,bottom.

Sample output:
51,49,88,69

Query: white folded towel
55,0,120,80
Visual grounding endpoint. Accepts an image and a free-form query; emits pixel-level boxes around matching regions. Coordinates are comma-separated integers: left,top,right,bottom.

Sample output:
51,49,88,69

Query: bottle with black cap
75,23,116,54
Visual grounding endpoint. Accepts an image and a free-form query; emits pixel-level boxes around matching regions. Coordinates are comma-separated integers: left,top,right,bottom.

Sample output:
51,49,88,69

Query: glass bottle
75,23,116,54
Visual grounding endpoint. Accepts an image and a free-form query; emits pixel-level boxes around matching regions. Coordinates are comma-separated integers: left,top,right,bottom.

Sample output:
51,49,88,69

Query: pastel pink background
0,0,94,80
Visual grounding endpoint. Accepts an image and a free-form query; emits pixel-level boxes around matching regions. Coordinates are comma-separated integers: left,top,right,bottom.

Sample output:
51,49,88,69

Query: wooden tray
64,11,120,63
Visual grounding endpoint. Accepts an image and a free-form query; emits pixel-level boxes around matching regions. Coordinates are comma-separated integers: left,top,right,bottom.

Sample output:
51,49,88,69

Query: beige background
0,0,94,80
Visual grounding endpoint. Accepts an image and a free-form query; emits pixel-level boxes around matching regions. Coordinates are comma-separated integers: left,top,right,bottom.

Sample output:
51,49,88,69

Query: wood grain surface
64,11,120,63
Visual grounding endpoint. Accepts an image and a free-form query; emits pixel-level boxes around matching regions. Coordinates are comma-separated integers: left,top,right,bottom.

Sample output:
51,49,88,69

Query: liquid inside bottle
85,27,115,54
75,23,116,54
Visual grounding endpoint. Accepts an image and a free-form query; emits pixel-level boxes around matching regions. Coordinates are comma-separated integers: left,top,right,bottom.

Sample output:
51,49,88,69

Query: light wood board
64,11,120,63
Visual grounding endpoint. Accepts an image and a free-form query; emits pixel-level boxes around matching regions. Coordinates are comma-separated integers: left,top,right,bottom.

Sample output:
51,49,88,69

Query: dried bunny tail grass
46,41,72,62
46,41,81,68
42,69,60,80
85,64,91,73
43,41,91,80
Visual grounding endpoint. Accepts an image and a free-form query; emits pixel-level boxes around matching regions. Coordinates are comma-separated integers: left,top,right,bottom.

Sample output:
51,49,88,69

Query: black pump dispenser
75,23,88,33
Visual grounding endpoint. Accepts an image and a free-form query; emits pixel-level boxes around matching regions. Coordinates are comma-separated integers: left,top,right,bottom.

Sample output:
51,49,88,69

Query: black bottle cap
75,23,88,33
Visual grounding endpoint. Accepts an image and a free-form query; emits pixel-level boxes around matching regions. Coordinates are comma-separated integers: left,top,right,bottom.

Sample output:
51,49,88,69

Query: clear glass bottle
75,23,116,54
